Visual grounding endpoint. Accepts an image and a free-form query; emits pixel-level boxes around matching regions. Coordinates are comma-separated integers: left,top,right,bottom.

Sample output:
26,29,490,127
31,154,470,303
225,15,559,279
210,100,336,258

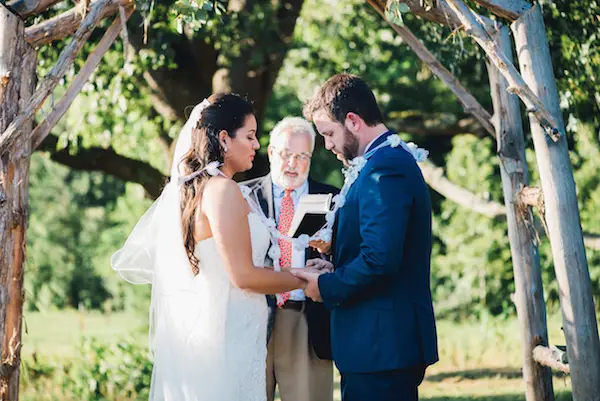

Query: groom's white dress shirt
364,131,390,154
273,180,309,301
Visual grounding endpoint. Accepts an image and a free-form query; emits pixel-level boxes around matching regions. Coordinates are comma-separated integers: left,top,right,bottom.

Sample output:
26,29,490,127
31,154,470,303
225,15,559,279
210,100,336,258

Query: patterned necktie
277,189,294,307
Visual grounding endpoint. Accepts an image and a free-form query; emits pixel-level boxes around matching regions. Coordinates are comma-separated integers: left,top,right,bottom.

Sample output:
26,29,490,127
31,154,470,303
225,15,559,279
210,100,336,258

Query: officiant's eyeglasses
278,149,312,163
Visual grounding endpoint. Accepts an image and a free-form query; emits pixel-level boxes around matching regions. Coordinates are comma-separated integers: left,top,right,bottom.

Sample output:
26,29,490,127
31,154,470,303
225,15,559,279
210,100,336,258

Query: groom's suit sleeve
318,156,413,309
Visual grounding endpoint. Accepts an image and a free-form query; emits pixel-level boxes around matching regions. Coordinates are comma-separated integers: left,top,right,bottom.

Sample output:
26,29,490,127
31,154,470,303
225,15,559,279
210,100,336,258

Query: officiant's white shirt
273,180,309,301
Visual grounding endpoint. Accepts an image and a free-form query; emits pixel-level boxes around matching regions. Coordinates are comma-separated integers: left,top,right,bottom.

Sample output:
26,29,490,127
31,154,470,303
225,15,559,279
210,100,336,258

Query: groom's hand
292,270,324,302
305,258,333,273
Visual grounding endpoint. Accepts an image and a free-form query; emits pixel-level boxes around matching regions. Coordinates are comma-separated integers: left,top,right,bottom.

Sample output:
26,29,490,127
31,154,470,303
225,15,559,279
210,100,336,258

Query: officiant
243,117,338,401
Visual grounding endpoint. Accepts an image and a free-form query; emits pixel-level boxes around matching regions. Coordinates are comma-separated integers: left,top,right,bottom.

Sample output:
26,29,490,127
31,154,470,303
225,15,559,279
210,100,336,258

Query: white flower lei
309,134,429,244
239,134,428,305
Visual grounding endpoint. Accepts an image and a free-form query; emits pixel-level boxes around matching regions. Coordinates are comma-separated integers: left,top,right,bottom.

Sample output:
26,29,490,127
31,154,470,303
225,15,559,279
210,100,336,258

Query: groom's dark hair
303,74,383,126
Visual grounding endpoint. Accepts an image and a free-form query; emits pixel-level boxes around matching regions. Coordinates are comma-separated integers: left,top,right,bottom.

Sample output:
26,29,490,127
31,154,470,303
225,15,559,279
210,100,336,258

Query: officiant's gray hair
269,117,316,151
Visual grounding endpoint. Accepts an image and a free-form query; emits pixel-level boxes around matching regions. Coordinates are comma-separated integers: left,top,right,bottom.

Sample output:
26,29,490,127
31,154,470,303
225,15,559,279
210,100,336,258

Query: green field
20,310,575,400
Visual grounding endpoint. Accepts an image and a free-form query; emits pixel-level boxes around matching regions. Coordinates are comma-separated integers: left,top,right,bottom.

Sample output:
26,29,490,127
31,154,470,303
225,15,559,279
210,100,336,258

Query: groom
296,74,438,401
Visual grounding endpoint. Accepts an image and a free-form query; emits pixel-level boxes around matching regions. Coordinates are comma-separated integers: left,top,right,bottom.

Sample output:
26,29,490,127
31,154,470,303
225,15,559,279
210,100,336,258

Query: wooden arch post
0,5,37,400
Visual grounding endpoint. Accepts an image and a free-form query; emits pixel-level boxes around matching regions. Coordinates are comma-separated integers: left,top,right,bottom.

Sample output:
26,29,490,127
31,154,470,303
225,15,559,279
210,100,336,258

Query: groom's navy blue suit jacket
318,132,439,374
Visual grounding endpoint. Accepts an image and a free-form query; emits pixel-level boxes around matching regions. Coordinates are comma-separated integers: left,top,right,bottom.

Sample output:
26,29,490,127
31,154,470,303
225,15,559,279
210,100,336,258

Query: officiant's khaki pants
266,308,334,401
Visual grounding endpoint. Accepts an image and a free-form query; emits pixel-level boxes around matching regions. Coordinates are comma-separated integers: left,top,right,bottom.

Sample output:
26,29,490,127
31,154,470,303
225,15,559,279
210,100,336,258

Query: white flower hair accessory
178,161,223,185
197,98,211,115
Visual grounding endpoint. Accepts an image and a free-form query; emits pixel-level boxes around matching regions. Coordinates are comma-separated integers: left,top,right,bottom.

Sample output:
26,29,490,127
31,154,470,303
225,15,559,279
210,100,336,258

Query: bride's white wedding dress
113,102,274,401
149,212,271,401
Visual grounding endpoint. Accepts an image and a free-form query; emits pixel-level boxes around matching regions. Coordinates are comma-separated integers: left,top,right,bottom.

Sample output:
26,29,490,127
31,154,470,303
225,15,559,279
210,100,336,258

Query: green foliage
21,336,152,401
26,153,151,312
27,0,600,319
431,135,513,319
385,0,410,26
18,312,581,400
62,338,152,400
543,0,600,130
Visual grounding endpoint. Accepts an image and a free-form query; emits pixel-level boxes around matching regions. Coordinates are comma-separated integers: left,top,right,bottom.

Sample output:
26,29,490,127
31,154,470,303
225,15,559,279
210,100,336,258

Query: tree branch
125,13,216,122
369,0,495,138
388,111,487,136
420,162,600,250
584,234,600,251
371,0,496,32
533,346,570,374
471,0,530,21
32,9,133,150
142,71,179,121
420,160,506,218
38,135,166,198
0,0,128,153
24,0,130,47
444,0,562,142
6,0,64,19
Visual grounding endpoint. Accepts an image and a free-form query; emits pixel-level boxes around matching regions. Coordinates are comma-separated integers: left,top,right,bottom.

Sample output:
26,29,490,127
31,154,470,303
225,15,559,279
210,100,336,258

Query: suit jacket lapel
256,174,275,220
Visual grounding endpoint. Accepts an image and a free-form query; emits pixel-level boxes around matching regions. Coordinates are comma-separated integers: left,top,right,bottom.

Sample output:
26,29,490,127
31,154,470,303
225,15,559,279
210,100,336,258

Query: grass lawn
22,309,146,361
20,310,578,400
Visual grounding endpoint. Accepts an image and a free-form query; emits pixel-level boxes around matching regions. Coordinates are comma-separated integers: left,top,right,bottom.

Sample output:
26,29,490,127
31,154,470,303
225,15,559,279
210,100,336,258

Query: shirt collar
273,179,309,198
364,130,394,154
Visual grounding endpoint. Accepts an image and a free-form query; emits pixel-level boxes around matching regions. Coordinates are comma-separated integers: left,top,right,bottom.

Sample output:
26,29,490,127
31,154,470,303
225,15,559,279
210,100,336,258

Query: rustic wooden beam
533,346,570,375
0,0,118,153
0,4,37,399
368,0,496,138
511,5,600,398
32,9,133,149
488,24,554,401
444,0,562,142
6,0,63,19
24,0,131,48
371,0,497,32
471,0,530,21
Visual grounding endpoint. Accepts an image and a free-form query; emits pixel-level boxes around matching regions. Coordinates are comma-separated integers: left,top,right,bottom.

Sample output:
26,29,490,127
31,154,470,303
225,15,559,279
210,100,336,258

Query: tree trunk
0,4,37,400
511,5,600,400
488,24,554,401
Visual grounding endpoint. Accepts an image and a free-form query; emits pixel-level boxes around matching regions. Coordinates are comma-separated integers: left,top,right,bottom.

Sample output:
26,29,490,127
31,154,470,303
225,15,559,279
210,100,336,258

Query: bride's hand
289,268,309,290
309,240,332,255
305,258,333,273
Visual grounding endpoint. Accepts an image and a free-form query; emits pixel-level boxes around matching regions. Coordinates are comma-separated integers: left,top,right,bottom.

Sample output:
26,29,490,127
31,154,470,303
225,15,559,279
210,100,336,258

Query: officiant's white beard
272,165,310,189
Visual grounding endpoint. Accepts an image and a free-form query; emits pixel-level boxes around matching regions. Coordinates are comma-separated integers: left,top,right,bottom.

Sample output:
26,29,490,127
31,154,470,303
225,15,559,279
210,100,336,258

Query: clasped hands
291,256,333,303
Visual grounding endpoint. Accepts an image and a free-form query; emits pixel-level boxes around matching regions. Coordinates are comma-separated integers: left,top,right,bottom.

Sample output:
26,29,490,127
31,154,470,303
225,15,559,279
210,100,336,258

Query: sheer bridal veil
111,101,210,400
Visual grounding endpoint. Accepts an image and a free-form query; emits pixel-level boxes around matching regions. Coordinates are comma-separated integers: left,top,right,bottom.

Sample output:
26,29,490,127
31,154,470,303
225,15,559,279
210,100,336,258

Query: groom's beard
341,127,360,163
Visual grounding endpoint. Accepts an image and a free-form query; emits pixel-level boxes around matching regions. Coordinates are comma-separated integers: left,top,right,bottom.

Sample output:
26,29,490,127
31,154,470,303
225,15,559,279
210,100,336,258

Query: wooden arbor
0,0,133,399
367,1,600,400
0,0,598,400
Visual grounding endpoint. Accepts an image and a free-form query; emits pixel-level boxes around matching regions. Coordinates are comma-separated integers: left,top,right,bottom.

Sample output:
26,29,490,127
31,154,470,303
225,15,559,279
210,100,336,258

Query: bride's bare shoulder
203,176,245,209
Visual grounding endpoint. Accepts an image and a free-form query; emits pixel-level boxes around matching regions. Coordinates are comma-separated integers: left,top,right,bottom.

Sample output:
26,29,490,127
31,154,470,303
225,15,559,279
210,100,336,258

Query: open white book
287,194,333,238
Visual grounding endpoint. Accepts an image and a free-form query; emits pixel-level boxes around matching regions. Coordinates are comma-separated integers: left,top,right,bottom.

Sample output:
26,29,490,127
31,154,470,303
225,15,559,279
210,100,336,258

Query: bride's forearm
263,266,292,271
235,267,304,294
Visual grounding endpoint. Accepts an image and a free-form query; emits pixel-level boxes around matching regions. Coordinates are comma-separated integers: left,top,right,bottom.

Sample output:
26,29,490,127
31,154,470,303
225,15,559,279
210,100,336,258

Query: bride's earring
223,145,228,153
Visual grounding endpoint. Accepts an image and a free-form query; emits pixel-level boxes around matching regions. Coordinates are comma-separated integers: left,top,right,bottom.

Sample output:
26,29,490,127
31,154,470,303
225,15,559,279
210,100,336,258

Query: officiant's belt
281,300,306,312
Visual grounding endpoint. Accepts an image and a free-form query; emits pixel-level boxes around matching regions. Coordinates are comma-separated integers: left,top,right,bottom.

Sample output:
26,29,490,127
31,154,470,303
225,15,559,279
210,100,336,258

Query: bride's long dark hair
180,93,254,274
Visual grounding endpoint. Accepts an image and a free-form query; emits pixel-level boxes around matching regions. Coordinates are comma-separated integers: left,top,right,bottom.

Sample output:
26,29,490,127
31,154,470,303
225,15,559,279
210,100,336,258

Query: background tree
26,0,600,317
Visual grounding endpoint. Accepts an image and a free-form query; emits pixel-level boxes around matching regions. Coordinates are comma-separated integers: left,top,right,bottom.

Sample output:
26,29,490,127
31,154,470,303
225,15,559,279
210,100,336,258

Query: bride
112,93,306,400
